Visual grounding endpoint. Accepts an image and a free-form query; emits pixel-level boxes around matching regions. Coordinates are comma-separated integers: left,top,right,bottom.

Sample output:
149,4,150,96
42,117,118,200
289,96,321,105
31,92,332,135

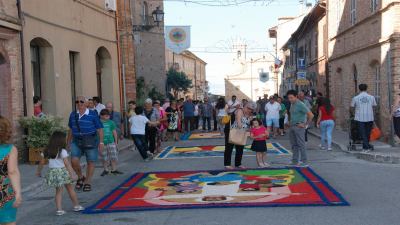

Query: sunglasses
75,100,85,104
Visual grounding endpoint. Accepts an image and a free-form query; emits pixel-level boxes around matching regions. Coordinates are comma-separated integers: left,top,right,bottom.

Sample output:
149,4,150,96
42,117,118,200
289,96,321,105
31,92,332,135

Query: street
17,134,400,225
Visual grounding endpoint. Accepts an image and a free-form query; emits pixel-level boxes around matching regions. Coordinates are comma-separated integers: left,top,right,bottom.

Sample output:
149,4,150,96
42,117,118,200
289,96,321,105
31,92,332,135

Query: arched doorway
95,47,113,103
30,37,56,115
0,52,11,118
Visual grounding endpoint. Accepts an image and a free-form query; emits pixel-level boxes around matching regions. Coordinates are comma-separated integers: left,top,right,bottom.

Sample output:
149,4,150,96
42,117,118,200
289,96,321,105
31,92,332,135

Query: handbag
75,113,97,149
222,115,230,124
229,128,248,146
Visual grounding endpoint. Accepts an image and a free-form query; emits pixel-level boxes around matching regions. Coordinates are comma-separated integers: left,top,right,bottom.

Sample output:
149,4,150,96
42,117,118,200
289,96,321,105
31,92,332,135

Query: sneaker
111,170,124,175
327,147,333,151
263,163,271,167
73,205,85,212
362,149,371,153
144,157,153,162
298,162,309,167
56,210,66,216
224,166,234,170
319,144,326,150
100,170,109,177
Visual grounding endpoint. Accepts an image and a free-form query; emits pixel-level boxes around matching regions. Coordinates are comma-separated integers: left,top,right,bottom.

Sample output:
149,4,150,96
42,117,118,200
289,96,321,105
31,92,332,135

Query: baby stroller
347,118,364,151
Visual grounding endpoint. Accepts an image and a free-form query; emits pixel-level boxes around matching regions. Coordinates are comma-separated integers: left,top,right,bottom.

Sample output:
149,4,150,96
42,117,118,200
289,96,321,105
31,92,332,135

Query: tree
136,77,165,105
166,68,193,98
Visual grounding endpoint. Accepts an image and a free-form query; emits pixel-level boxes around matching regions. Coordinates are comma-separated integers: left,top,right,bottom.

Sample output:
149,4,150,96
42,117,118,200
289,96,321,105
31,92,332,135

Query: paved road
17,133,400,225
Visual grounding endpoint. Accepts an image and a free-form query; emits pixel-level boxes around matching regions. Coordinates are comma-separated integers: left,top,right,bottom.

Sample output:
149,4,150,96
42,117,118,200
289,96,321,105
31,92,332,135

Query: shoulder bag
75,113,97,149
228,110,248,146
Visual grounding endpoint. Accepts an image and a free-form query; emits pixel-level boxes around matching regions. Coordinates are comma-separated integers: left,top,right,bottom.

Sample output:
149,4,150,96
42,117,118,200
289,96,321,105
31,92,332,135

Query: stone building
130,0,166,94
20,0,121,120
0,0,23,138
327,0,400,141
281,2,328,96
165,49,207,100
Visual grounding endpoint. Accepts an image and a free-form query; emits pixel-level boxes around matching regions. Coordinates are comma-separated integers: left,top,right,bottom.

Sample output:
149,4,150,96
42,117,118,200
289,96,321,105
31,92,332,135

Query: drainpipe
17,0,27,117
387,49,394,146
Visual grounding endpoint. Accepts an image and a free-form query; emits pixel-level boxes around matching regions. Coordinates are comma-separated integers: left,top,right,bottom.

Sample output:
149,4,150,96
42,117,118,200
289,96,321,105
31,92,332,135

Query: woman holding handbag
224,103,254,169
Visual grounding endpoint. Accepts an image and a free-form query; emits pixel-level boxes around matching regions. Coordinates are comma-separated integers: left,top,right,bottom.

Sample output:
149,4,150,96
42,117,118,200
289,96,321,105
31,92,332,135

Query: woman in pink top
249,119,269,168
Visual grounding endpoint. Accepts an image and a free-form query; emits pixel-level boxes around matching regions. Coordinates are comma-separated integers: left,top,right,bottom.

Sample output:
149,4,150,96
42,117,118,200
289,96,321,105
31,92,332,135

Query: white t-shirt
129,115,149,135
265,102,281,120
227,100,240,114
48,149,68,169
351,92,377,122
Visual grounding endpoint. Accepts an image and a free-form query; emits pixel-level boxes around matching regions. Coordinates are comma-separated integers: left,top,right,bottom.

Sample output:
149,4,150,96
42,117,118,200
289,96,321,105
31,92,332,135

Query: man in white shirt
351,84,377,151
93,96,105,115
227,95,240,115
265,96,281,138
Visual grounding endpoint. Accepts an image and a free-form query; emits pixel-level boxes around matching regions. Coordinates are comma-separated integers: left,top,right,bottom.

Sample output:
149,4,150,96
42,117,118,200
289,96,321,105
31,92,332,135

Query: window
314,32,318,59
142,1,149,25
371,0,378,13
30,44,41,98
350,0,357,25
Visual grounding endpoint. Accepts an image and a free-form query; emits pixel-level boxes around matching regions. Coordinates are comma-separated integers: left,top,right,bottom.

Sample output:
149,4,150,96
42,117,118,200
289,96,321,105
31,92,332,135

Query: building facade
327,0,400,141
0,0,23,139
130,0,166,94
165,49,207,100
269,15,306,96
21,0,121,120
281,2,328,97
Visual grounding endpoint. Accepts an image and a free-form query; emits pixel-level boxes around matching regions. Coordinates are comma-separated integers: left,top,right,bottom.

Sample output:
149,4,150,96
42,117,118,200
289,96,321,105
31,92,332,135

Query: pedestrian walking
166,101,180,141
87,99,98,116
249,118,269,168
201,98,213,131
92,96,105,115
227,95,240,117
351,84,377,151
129,106,159,161
317,98,335,151
212,100,218,131
37,131,84,216
392,94,400,140
99,109,123,176
224,103,253,169
182,98,195,132
287,90,314,167
298,91,312,142
277,97,287,136
0,116,22,225
105,102,124,140
143,98,160,154
216,97,228,135
154,100,167,153
265,96,281,138
67,96,104,192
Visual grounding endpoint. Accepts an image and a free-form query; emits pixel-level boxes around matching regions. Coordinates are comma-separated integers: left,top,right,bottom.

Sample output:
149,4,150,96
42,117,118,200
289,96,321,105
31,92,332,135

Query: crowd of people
3,84,400,223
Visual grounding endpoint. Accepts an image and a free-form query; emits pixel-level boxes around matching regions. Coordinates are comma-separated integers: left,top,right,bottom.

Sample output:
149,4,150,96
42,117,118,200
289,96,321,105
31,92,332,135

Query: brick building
327,0,400,141
165,49,207,100
0,0,23,139
130,0,166,94
281,2,328,96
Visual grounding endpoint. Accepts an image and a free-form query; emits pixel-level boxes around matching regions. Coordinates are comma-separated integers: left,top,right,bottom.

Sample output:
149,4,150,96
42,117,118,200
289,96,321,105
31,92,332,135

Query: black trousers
145,126,157,153
202,117,211,130
224,126,244,167
184,116,194,132
357,121,373,150
394,117,400,139
213,114,218,130
194,116,199,129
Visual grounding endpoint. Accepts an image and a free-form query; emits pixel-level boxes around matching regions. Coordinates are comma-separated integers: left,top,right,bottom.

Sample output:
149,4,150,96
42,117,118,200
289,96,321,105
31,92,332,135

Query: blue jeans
320,120,335,148
70,141,98,162
202,117,211,130
132,134,149,160
357,121,373,150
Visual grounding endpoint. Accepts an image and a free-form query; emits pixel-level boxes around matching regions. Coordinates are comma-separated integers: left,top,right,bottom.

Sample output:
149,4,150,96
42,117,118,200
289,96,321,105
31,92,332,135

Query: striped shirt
68,108,103,136
351,92,377,122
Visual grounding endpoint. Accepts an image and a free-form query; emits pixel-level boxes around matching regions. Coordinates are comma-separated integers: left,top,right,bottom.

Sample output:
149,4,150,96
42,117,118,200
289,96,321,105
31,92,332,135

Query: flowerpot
29,147,44,163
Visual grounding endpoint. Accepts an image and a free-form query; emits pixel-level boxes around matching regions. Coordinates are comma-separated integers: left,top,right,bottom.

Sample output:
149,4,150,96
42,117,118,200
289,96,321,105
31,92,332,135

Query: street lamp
133,6,164,32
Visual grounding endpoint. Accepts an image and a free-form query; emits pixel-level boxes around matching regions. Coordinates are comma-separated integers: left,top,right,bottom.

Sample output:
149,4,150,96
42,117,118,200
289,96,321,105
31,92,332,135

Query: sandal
75,176,85,190
82,183,92,192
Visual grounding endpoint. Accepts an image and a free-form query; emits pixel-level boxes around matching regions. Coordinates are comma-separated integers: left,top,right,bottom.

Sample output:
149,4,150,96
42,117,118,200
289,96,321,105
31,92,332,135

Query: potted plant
19,116,66,163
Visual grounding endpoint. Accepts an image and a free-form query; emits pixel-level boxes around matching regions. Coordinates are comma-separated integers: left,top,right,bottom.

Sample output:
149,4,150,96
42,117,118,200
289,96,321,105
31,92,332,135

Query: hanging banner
165,26,191,54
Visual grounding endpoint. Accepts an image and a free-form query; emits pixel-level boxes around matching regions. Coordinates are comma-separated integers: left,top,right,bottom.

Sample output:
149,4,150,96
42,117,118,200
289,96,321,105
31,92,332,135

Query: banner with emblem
165,26,191,54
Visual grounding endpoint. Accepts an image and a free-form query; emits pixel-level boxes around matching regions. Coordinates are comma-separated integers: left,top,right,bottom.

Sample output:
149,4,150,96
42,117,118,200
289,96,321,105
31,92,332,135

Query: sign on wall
259,72,269,82
165,26,191,54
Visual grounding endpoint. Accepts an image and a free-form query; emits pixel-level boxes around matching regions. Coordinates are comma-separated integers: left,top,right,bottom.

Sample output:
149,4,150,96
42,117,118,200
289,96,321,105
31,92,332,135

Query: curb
307,129,348,151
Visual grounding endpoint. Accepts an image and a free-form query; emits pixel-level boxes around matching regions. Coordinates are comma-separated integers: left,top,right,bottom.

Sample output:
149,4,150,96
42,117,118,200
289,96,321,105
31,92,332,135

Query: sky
164,0,306,95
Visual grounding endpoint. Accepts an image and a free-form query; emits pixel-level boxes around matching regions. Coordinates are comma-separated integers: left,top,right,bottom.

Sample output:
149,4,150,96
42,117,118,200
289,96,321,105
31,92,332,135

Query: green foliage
19,116,66,148
166,68,193,98
136,77,165,105
148,87,165,101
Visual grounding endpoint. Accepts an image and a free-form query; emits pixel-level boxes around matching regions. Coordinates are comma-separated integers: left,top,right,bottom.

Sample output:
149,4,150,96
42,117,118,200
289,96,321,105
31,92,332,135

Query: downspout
115,10,124,120
17,0,27,117
387,48,394,146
